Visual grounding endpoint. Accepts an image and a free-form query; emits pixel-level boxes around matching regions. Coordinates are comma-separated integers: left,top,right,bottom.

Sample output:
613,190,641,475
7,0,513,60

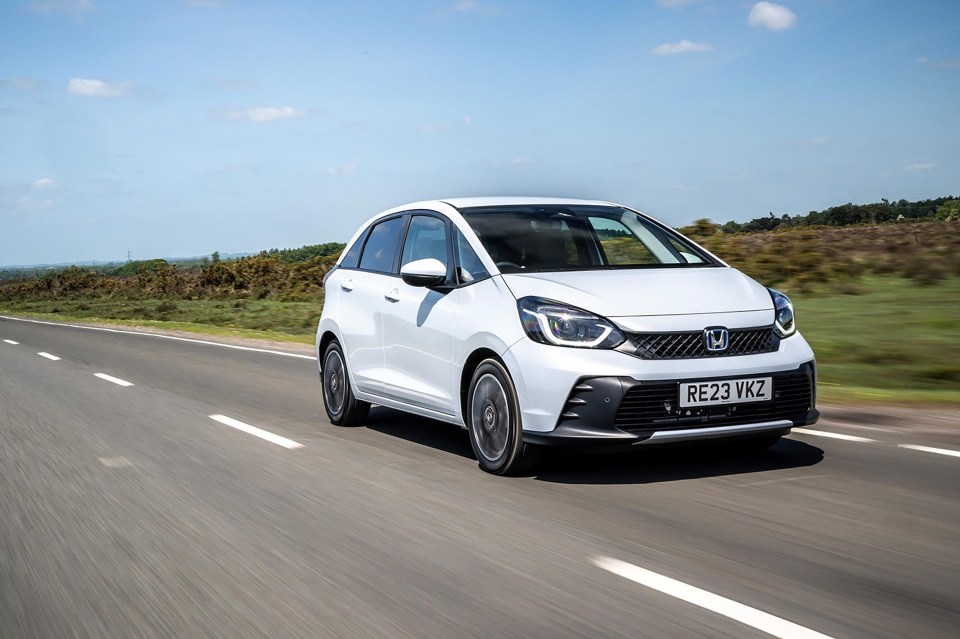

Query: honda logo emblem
704,327,729,352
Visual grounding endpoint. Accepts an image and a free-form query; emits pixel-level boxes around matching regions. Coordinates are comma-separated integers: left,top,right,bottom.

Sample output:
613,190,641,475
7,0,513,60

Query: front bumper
522,361,819,447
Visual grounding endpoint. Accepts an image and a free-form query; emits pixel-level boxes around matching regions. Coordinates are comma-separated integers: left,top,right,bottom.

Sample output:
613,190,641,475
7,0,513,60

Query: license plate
679,377,773,408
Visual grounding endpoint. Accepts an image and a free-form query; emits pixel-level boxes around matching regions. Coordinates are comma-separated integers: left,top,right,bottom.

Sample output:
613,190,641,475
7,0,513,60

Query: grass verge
791,276,960,406
2,276,958,406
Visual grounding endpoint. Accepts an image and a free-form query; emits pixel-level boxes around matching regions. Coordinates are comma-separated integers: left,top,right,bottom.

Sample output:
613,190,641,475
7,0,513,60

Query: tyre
466,359,540,475
321,341,370,426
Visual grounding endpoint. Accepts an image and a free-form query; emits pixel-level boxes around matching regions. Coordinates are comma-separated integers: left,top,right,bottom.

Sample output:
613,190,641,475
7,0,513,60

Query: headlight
769,288,796,338
518,297,626,348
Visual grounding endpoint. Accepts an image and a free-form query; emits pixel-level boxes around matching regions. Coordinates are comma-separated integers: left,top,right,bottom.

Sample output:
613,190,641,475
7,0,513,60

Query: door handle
384,288,400,302
340,280,354,292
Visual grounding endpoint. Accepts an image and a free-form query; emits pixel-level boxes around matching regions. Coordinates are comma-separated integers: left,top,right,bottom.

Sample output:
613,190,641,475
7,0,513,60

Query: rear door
337,215,406,395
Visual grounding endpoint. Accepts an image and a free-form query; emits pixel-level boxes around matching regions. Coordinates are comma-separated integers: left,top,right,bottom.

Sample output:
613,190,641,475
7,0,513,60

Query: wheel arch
317,329,340,372
459,347,505,425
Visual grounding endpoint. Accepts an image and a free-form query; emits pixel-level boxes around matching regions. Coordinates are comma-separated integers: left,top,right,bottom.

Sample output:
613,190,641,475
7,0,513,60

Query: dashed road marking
209,414,303,449
819,421,896,433
898,444,960,459
3,339,18,345
1,315,314,360
593,556,835,639
37,352,61,361
792,428,874,442
94,373,134,387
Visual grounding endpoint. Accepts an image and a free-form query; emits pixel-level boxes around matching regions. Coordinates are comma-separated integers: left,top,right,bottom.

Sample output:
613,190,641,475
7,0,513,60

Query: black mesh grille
614,368,813,434
627,327,779,360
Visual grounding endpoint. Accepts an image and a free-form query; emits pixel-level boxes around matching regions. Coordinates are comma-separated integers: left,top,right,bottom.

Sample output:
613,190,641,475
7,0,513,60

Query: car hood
500,267,773,318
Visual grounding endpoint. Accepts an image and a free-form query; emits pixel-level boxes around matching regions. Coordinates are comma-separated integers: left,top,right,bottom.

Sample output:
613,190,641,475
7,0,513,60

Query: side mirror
400,258,447,288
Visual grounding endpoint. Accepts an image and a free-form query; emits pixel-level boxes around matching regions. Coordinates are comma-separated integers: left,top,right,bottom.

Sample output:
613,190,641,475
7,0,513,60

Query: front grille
614,368,813,434
627,327,779,360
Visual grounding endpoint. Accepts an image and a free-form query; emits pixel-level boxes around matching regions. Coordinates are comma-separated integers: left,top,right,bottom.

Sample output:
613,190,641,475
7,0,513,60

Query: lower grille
614,367,813,434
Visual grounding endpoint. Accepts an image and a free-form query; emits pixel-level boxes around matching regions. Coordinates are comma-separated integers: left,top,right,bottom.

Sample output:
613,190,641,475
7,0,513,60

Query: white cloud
748,2,797,31
809,136,831,146
453,0,500,15
904,163,934,171
1,77,40,92
653,40,714,56
916,55,960,69
27,0,94,14
322,164,358,176
32,177,58,191
507,158,534,166
463,115,472,125
67,78,132,98
419,123,452,134
226,107,306,122
17,197,54,210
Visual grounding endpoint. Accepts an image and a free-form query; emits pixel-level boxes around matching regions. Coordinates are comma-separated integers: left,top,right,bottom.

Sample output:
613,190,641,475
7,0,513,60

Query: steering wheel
495,261,521,270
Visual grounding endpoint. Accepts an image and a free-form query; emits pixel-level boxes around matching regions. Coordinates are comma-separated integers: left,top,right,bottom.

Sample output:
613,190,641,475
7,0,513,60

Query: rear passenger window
358,217,404,274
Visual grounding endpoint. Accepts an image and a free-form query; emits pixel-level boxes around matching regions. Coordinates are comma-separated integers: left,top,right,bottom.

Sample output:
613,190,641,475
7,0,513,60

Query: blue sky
1,0,958,265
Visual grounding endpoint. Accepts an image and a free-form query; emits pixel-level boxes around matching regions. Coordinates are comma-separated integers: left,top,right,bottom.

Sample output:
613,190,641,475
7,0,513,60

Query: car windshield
459,205,717,273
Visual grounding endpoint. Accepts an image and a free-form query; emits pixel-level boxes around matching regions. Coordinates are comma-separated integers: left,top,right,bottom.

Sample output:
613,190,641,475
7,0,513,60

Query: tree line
712,196,958,234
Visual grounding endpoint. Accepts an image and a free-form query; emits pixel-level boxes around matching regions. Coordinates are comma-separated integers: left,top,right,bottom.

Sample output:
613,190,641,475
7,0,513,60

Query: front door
381,214,456,414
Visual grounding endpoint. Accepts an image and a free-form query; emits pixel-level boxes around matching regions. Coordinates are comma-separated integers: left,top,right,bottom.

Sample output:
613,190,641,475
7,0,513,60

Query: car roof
438,196,619,210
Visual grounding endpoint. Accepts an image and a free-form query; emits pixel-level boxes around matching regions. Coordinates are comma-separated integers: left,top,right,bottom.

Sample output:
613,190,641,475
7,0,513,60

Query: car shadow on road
531,438,825,485
363,407,475,459
362,408,824,484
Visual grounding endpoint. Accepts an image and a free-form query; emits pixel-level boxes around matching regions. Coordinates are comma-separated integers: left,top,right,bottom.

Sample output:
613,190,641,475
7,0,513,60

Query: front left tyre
322,340,370,426
466,358,540,475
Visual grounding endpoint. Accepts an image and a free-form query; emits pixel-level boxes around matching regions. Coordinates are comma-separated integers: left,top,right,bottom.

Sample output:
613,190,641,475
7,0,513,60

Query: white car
317,197,819,475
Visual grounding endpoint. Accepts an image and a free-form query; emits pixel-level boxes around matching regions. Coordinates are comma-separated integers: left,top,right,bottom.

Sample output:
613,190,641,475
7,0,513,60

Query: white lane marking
3,339,18,345
94,373,134,387
37,352,61,361
0,315,315,361
819,421,896,433
209,414,303,449
898,444,960,459
593,557,835,639
792,428,875,442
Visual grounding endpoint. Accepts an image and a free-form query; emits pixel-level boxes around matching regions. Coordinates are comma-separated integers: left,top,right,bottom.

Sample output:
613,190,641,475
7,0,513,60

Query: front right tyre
322,340,370,426
466,359,539,475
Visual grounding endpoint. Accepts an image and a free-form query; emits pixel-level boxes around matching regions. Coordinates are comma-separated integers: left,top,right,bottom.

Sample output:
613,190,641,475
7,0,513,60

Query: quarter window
454,228,489,283
339,231,366,269
358,217,404,274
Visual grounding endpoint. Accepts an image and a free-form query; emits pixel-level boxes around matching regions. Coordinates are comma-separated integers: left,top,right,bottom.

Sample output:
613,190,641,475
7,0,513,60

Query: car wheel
322,341,370,426
467,359,540,475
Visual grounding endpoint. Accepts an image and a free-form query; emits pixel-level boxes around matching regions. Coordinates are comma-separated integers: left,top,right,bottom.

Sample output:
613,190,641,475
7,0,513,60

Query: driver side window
401,215,449,269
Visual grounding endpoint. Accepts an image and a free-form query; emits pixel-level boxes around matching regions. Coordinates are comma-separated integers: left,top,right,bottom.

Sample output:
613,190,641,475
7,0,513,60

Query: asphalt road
1,316,958,639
